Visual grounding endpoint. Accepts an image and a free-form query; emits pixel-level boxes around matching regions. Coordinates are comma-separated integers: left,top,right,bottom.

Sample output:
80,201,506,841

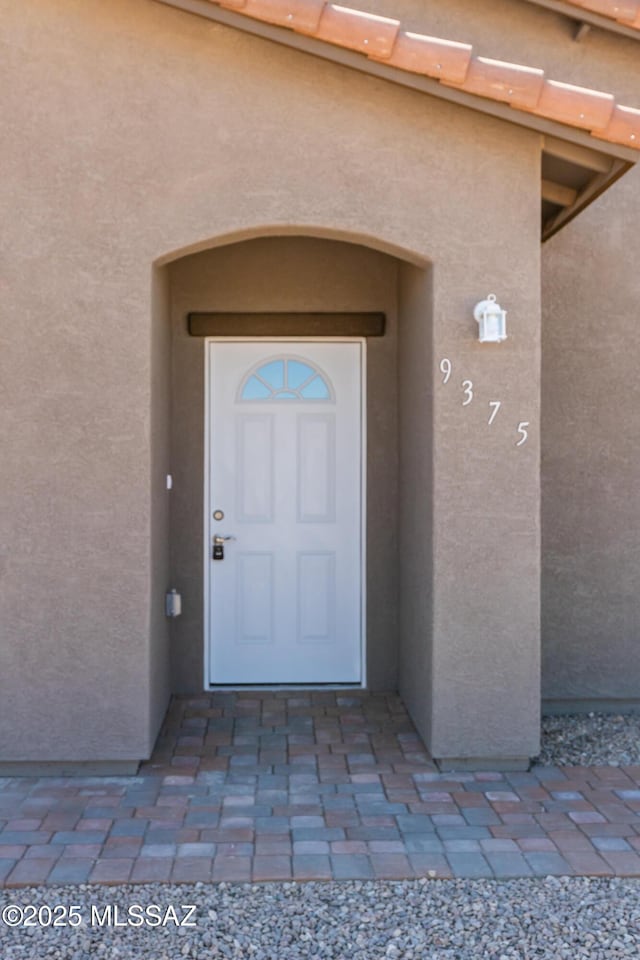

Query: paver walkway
2,691,640,886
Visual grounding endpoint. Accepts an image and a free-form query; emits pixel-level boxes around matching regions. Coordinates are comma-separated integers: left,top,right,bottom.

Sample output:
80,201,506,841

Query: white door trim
203,337,367,689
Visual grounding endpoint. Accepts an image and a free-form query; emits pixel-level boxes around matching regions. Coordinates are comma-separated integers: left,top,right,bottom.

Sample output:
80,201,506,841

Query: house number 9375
438,358,531,447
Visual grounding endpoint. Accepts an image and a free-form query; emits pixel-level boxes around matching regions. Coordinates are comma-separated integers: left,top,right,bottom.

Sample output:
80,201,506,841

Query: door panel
297,552,336,644
236,415,274,522
207,342,362,684
297,414,336,523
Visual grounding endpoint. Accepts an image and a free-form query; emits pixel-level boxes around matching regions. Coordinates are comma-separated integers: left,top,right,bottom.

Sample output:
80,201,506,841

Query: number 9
439,358,452,384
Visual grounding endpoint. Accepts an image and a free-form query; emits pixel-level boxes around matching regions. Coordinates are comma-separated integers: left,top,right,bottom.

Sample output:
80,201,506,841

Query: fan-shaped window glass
240,356,334,402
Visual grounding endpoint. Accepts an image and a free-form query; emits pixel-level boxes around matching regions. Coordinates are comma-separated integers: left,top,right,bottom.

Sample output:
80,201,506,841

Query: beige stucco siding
429,177,542,762
1,0,542,762
364,0,640,710
149,266,172,748
415,0,640,709
397,264,434,747
541,172,640,704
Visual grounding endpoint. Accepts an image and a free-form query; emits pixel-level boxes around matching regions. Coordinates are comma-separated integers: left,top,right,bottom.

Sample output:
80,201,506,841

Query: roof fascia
154,0,638,164
520,0,640,41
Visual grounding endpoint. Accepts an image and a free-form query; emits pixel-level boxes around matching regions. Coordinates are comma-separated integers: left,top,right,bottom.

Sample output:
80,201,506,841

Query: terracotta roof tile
530,79,615,129
571,0,638,15
201,0,640,151
593,103,640,144
562,0,640,28
229,0,325,33
314,4,399,57
371,32,472,84
443,57,545,110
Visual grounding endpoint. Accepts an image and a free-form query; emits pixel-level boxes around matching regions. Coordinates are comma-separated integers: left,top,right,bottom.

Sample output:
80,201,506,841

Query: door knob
213,535,236,544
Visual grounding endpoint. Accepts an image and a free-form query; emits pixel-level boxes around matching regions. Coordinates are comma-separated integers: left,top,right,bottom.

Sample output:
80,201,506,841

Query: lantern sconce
473,294,507,343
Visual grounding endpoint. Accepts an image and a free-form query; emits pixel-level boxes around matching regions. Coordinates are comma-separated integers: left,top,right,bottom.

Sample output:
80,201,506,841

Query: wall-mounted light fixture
473,294,507,343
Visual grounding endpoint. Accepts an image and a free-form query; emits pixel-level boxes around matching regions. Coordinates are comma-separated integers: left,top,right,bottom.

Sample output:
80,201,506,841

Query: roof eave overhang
540,146,630,239
521,0,640,42
153,0,637,241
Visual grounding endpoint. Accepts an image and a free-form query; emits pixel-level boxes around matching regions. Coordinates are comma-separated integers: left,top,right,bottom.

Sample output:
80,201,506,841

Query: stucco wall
149,267,172,748
338,0,640,710
534,31,640,708
541,171,640,705
429,198,542,765
382,0,640,709
1,0,541,763
398,264,434,746
168,237,400,692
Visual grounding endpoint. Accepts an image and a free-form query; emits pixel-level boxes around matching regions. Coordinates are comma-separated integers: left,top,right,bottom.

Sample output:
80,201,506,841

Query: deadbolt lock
212,534,236,561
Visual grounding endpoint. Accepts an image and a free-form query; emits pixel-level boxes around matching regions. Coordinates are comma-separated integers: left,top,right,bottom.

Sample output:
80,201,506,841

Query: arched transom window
239,356,334,402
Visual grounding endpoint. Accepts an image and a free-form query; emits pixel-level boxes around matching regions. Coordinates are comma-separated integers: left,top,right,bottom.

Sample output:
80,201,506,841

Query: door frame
203,337,367,689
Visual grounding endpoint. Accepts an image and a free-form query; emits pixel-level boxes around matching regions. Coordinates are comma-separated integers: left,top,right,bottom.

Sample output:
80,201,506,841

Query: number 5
516,422,529,446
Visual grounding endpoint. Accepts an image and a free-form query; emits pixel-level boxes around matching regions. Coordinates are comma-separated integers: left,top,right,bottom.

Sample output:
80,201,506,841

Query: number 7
488,401,501,426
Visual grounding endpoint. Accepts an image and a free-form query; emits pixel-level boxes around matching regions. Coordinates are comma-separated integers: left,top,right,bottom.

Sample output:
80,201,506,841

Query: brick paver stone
252,855,292,881
177,843,216,858
130,858,174,883
89,859,134,884
600,851,640,875
293,855,332,880
524,852,573,876
212,856,252,881
409,853,452,878
0,845,26,859
0,861,17,883
485,853,533,877
446,853,493,879
48,859,94,884
370,853,414,879
331,854,374,879
171,857,214,882
6,859,57,886
591,837,632,851
563,851,614,876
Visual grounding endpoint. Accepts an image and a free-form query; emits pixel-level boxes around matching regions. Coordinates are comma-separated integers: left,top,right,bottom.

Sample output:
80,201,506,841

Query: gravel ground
1,877,640,959
536,713,640,767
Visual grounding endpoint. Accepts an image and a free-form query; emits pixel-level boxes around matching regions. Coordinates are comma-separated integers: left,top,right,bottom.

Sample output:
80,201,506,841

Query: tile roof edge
526,0,640,33
205,0,639,150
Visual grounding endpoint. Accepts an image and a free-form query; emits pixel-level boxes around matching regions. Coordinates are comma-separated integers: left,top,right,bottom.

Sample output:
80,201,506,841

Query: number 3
462,380,473,406
516,422,529,446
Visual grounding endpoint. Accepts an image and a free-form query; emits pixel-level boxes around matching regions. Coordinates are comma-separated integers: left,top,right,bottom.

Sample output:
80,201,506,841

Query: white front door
206,341,363,684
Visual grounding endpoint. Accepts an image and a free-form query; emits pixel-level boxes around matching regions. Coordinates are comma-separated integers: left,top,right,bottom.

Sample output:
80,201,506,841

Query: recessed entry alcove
154,234,433,716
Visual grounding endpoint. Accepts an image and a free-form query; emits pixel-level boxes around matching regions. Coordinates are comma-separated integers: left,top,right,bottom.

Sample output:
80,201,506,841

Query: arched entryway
152,231,432,706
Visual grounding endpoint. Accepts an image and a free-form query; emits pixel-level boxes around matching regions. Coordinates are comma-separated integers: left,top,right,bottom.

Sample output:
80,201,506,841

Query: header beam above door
188,312,386,337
